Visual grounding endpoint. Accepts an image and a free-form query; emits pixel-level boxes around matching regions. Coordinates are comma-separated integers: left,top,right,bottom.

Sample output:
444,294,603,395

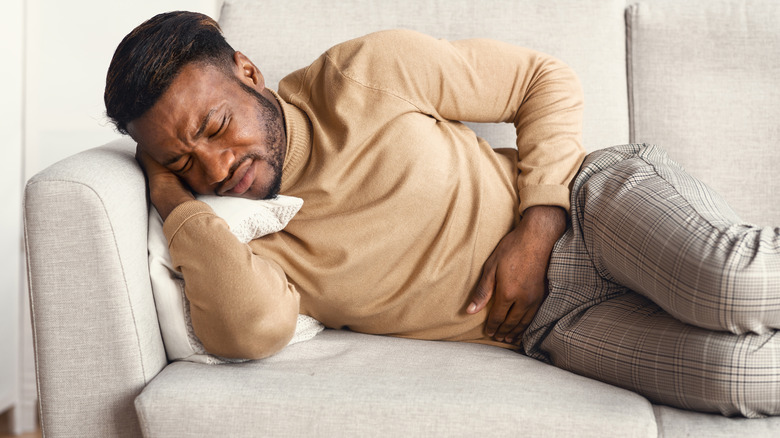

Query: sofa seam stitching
625,2,638,144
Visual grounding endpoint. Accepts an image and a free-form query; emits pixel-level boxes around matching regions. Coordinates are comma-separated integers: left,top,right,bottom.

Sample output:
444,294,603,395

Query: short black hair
104,11,235,134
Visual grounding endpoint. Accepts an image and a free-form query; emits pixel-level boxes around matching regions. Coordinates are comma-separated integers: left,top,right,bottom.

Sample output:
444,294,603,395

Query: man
105,11,780,417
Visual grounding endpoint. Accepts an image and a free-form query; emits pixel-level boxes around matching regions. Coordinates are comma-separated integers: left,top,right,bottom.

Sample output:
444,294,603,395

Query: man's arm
332,30,585,212
137,148,299,359
343,31,583,342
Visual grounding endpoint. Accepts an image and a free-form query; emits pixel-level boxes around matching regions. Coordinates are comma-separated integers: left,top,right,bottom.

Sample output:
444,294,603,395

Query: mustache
217,153,261,194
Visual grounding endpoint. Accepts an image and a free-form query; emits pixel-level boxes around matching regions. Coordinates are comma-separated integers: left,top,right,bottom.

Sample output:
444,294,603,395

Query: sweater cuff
518,184,572,215
162,200,216,246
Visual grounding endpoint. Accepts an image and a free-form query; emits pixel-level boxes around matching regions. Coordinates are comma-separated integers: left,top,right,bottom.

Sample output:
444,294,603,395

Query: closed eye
209,115,227,139
174,157,191,174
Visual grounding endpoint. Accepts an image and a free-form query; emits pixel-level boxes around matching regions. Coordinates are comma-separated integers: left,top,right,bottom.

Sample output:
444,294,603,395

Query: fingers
135,145,167,175
485,273,545,344
485,298,512,338
134,144,196,220
467,260,496,314
494,300,541,344
471,253,538,342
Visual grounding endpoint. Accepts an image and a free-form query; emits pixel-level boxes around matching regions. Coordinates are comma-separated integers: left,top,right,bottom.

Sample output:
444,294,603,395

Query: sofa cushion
627,0,780,226
219,0,630,152
653,405,780,437
135,329,658,437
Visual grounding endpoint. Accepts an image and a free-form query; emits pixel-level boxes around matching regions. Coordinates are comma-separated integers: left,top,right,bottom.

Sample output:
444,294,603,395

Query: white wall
24,0,223,179
0,0,24,427
3,0,221,432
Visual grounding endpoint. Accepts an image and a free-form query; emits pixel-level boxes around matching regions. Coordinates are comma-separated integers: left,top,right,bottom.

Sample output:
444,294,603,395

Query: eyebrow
194,108,216,139
161,108,217,167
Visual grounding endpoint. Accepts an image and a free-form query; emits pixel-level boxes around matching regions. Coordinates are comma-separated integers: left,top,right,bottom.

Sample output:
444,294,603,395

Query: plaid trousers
522,144,780,418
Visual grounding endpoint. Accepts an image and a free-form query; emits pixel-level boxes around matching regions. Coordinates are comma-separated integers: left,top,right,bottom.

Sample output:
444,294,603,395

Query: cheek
179,164,214,195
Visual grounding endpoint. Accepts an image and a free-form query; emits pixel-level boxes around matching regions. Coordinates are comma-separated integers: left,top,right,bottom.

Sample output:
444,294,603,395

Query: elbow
538,54,584,105
244,311,298,360
197,295,300,360
203,310,298,360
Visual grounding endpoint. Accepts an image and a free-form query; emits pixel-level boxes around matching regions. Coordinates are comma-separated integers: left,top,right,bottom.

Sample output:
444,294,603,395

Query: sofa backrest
218,0,630,152
219,0,779,226
627,0,780,226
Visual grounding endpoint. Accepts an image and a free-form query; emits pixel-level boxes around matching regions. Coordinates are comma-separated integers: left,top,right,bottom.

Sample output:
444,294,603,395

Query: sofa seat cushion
653,405,780,437
135,329,657,437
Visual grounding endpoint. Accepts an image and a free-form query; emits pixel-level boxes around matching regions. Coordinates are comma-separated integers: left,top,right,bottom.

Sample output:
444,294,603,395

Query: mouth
219,159,256,196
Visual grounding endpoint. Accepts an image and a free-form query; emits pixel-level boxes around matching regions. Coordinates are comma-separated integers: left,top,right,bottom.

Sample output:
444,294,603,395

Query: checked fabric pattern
523,144,780,417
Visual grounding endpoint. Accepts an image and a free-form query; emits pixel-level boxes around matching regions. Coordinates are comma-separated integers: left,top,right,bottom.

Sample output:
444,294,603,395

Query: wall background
1,0,221,433
0,0,25,432
25,0,222,178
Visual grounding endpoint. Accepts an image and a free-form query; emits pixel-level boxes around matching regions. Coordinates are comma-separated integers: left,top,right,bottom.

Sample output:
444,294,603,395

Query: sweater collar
269,89,311,192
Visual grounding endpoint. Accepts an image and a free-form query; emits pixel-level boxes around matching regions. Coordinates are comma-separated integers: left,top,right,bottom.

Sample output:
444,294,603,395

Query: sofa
23,0,780,436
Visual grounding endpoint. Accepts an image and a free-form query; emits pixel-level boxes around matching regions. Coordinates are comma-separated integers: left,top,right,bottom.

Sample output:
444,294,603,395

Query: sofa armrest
24,138,167,438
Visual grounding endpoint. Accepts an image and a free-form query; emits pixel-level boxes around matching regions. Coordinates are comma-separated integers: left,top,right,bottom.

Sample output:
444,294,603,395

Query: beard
237,82,286,200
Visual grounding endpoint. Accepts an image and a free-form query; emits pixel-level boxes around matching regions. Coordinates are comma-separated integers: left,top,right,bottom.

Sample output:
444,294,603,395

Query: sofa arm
24,138,167,438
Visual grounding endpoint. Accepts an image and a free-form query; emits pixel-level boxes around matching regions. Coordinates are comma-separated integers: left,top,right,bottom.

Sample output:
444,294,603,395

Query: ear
233,51,265,91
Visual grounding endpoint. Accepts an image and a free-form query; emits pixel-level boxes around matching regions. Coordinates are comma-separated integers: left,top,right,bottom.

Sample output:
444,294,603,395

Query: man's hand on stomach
467,205,567,345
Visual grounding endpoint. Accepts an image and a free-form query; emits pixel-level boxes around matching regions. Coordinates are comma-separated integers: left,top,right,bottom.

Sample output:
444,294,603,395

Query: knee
694,226,780,334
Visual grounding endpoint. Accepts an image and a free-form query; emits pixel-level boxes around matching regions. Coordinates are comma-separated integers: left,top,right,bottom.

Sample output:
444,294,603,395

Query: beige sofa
24,0,780,436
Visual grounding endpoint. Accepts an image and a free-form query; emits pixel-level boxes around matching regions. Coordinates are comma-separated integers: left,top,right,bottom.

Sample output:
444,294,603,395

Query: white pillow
147,195,324,364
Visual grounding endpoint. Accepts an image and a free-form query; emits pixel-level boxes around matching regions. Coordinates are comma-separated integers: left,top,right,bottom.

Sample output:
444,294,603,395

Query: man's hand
136,145,196,221
467,205,567,344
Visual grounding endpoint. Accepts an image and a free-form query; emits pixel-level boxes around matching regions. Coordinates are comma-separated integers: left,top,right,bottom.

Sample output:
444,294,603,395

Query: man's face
127,54,286,200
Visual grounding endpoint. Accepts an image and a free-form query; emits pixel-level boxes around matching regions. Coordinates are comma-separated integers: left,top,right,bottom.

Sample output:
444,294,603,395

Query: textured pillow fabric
147,195,324,364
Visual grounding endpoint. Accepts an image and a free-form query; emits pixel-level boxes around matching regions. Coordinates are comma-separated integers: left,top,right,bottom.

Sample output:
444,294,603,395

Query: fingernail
467,303,477,313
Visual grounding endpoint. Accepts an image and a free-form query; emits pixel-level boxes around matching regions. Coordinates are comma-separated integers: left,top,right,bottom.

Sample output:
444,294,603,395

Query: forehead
127,62,235,154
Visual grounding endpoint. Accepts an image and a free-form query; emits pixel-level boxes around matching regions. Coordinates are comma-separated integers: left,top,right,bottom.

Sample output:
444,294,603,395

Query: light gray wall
24,0,222,179
0,0,24,427
1,0,221,432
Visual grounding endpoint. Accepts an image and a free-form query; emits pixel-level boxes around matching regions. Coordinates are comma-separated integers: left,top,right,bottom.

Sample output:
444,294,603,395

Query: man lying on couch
104,11,780,418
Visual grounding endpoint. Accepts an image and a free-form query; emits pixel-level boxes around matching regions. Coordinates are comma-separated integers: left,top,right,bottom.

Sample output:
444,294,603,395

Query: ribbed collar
269,89,311,192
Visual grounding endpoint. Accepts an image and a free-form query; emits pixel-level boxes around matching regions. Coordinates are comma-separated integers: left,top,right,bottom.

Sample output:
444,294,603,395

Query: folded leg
577,144,780,334
523,144,780,417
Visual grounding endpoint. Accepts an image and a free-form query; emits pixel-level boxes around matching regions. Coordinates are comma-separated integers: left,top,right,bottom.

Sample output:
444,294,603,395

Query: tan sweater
163,30,585,354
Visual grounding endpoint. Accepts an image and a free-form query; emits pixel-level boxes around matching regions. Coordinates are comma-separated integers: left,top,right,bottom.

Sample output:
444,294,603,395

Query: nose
197,146,235,186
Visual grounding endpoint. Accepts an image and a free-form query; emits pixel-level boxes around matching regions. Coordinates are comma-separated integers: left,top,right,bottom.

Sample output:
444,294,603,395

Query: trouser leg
540,292,780,417
578,144,780,334
523,144,780,417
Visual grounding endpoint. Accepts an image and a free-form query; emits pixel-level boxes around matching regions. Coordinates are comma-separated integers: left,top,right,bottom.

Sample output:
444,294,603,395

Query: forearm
163,200,299,359
519,205,567,250
512,56,585,214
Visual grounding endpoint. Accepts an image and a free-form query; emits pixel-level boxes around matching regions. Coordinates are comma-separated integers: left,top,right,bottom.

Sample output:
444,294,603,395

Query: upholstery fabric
218,0,630,152
24,139,167,437
135,329,658,437
627,0,780,226
653,405,780,437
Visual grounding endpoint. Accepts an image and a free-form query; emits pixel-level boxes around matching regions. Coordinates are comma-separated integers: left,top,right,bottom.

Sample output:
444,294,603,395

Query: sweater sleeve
327,30,585,213
162,200,299,359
